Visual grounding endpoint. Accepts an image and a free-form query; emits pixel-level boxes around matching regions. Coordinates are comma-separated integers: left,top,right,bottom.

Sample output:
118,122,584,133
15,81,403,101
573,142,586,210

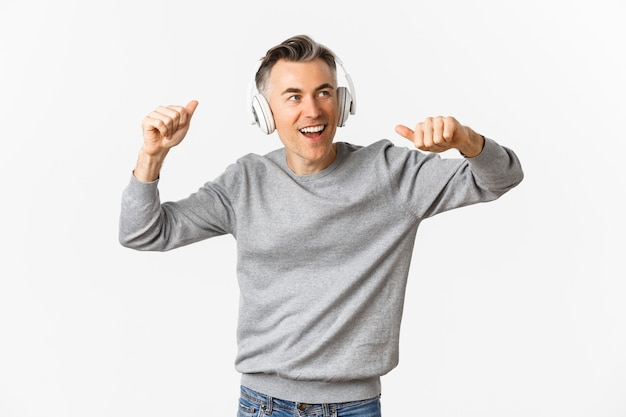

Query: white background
1,1,625,416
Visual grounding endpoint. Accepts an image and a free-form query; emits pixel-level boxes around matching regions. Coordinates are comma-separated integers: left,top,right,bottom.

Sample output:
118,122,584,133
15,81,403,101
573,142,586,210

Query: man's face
267,58,339,175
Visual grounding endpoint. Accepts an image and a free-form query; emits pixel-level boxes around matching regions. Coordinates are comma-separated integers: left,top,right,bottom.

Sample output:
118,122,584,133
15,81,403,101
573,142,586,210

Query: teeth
300,125,324,133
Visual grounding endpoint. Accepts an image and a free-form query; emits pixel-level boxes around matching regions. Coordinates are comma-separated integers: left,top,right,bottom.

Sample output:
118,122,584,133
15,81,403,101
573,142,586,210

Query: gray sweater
119,138,523,403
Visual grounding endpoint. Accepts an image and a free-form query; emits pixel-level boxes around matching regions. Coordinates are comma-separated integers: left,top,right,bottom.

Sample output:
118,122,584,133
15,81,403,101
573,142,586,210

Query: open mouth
299,124,325,138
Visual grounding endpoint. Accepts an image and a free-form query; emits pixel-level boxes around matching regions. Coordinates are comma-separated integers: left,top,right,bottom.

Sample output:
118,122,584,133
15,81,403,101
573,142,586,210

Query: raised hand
133,100,199,182
141,100,199,156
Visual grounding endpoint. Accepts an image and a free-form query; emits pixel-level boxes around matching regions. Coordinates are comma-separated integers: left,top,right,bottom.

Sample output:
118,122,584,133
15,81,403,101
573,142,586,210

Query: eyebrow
280,83,335,96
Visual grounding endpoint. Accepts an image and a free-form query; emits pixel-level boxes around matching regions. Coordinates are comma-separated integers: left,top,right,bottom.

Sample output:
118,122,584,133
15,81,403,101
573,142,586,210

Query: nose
301,95,322,118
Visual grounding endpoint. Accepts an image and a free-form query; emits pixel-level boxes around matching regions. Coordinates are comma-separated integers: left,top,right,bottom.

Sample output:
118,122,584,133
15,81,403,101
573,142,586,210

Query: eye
288,94,301,102
319,90,331,97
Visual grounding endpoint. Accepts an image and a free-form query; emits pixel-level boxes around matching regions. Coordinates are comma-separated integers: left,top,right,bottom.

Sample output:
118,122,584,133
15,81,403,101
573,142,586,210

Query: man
120,34,523,416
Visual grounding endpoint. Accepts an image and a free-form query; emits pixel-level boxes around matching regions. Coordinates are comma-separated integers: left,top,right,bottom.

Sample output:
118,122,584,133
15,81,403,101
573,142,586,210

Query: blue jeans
238,386,382,417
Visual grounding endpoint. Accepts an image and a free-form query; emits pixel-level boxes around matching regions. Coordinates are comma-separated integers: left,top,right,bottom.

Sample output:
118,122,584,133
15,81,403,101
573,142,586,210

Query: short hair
255,35,338,98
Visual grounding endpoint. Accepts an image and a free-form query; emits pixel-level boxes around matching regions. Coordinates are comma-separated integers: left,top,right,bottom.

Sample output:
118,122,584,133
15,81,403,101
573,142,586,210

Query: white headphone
248,56,357,135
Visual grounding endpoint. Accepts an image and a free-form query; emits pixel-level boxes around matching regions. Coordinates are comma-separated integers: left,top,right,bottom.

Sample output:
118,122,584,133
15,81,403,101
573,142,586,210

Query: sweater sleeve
464,137,524,192
118,170,237,251
388,137,523,220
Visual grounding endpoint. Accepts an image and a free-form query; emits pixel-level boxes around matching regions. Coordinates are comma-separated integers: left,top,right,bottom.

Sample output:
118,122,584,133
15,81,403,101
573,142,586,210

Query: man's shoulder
231,148,283,166
338,139,395,154
337,139,408,163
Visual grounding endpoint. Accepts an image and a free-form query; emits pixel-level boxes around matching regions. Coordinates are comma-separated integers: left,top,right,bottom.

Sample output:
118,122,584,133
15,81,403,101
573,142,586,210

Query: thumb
394,124,414,142
186,100,199,117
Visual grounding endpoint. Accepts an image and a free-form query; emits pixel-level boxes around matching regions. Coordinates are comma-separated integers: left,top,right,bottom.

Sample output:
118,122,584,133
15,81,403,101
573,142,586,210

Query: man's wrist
459,128,485,158
133,148,168,182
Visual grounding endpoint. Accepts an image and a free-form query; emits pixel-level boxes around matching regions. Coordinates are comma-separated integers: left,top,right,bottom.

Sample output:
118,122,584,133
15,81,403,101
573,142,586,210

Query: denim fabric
238,385,382,417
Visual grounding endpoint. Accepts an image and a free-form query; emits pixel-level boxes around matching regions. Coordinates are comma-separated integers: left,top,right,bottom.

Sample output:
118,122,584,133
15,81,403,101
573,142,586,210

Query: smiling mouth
299,125,325,134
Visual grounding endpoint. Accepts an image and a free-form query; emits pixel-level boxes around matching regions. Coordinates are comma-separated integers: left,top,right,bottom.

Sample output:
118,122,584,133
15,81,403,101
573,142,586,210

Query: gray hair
255,34,338,97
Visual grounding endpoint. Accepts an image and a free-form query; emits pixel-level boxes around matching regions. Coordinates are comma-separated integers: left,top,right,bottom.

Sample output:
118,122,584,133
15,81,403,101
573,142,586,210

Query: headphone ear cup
336,86,352,127
251,94,275,135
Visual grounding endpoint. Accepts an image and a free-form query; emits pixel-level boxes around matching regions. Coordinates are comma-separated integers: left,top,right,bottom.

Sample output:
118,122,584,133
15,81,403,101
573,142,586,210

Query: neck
287,143,337,175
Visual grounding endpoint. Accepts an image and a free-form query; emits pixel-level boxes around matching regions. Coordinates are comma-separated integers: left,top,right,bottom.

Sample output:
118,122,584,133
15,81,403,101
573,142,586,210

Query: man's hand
141,100,199,156
395,116,484,158
133,100,199,182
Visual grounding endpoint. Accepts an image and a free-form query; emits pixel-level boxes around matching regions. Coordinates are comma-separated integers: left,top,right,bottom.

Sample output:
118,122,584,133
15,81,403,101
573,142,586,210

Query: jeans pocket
238,397,259,417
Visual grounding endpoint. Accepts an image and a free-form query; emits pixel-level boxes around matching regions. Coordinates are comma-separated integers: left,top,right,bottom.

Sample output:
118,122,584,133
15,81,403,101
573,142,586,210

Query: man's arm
120,100,206,251
393,115,523,218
